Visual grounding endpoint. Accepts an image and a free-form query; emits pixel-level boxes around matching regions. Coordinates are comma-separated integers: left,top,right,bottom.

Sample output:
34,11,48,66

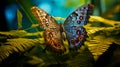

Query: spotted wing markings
31,4,94,51
31,6,66,52
64,4,94,50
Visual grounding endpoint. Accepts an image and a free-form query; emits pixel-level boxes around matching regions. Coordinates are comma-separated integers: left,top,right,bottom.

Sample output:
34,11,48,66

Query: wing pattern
31,4,94,52
64,4,94,50
31,7,66,52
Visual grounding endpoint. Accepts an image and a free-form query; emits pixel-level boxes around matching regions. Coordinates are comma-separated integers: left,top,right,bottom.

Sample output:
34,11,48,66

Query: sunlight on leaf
65,0,86,7
0,30,44,38
89,16,120,27
53,16,66,21
31,24,39,28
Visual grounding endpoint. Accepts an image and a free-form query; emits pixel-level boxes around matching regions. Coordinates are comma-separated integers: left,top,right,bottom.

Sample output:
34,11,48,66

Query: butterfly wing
64,4,94,50
31,6,66,52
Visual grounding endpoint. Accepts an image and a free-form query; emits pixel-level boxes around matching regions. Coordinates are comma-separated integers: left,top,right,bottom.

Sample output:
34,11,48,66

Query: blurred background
0,0,120,31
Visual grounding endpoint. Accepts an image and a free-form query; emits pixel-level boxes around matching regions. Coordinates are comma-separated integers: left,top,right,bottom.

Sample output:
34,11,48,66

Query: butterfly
31,4,94,53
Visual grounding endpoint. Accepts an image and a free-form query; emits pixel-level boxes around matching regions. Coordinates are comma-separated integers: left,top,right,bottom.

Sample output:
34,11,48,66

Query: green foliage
0,10,44,63
53,16,66,21
0,38,41,62
17,9,23,30
65,0,86,7
0,30,43,38
0,7,120,67
27,46,94,67
84,16,120,60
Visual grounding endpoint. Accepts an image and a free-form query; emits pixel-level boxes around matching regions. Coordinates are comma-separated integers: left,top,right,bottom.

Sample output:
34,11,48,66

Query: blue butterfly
31,4,94,53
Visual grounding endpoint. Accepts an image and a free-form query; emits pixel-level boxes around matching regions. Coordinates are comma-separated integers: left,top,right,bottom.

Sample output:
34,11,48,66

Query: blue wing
64,4,94,50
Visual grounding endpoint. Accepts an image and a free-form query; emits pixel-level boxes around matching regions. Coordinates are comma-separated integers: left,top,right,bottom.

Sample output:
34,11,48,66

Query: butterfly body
31,4,94,52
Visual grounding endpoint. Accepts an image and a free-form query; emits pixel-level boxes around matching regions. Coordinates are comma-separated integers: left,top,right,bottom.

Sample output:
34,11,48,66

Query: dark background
0,0,8,31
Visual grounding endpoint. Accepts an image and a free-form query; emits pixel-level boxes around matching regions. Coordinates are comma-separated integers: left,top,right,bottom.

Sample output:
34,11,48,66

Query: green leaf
0,30,44,38
17,9,23,30
53,16,66,21
0,38,40,62
84,16,120,60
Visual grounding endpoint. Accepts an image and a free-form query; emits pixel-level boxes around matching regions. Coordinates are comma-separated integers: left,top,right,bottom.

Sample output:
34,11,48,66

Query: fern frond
89,16,120,27
0,30,43,38
0,45,13,62
83,16,120,60
5,38,40,51
85,26,120,60
85,36,113,60
0,38,44,62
